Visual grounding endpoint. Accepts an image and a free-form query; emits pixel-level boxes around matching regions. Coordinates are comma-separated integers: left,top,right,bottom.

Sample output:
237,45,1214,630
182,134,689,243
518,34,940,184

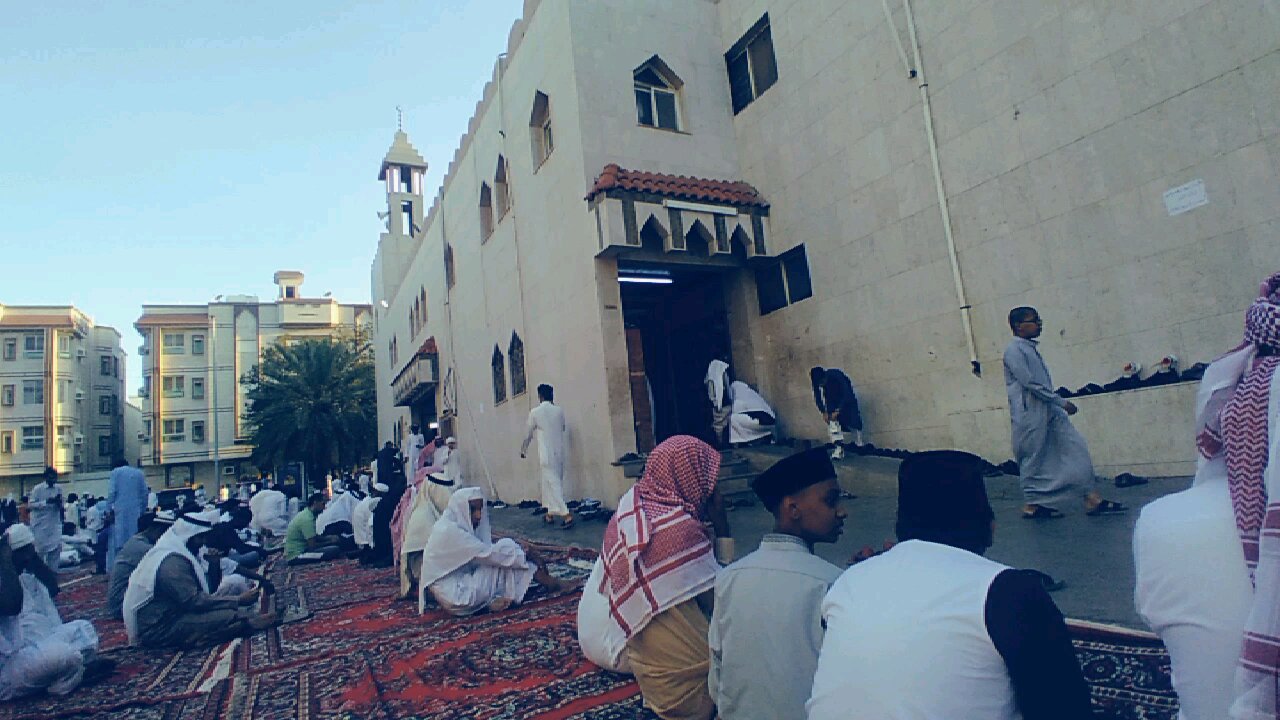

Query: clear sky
0,0,523,395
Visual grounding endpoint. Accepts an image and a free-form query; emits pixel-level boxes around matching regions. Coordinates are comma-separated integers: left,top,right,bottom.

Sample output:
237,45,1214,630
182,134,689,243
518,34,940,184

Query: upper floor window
530,91,554,168
491,346,507,405
162,375,185,398
1,385,13,406
22,379,43,405
192,377,206,400
444,243,456,289
508,332,526,397
58,333,71,358
1,431,15,454
479,183,494,240
402,201,415,238
23,333,44,359
162,333,185,354
2,338,15,361
755,244,812,315
21,426,43,450
634,57,683,131
400,165,414,194
726,14,779,114
163,418,185,442
100,355,113,375
191,334,205,355
99,436,111,456
285,286,297,299
494,156,510,218
419,288,427,329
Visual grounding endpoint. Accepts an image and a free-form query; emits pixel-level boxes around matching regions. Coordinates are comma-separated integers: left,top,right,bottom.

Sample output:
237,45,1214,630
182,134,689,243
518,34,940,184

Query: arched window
491,345,507,404
494,156,510,218
508,332,526,397
529,91,553,168
419,287,427,328
408,307,415,335
479,183,494,240
634,57,682,131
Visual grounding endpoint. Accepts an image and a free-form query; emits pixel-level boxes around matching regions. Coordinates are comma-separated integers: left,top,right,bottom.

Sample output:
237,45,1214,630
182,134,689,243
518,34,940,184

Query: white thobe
1135,475,1253,720
727,381,775,445
427,539,536,616
28,484,63,568
249,489,289,536
443,448,461,485
352,496,379,548
522,401,569,516
406,434,425,482
0,574,97,701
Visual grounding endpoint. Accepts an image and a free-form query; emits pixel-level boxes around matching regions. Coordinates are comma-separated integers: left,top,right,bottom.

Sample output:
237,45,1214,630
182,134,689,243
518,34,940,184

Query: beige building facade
0,305,127,494
136,273,372,490
371,0,1280,505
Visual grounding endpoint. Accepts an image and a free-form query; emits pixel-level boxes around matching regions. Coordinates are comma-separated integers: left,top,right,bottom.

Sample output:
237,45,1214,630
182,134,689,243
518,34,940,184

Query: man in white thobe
28,468,63,572
727,380,775,446
705,358,733,448
441,437,461,485
521,384,573,527
1003,306,1125,518
406,426,426,483
249,485,288,537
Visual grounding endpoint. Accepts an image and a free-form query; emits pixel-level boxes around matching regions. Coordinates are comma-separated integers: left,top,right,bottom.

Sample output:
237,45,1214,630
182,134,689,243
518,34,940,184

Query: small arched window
479,183,494,240
408,307,415,335
444,243,456,289
419,287,427,328
634,57,682,131
494,156,510,219
508,332,526,397
491,345,507,404
529,91,553,168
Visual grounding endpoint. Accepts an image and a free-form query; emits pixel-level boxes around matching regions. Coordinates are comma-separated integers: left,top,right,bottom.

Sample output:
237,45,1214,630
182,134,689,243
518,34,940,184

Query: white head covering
5,524,34,550
418,488,492,591
705,359,731,410
445,437,457,445
316,491,359,535
122,507,220,644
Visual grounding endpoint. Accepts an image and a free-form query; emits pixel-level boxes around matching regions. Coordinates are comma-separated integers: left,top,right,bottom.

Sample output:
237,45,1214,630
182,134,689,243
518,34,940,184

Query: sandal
1114,473,1149,488
560,516,575,529
543,513,555,524
1086,499,1128,516
1022,505,1065,520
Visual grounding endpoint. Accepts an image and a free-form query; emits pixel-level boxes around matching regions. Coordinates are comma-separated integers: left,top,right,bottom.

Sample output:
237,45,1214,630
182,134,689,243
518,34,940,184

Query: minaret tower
378,116,429,241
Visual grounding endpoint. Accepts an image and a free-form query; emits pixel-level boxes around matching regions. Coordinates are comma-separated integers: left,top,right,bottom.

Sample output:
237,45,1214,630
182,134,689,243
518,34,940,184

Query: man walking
29,467,64,571
521,384,573,528
1003,307,1125,518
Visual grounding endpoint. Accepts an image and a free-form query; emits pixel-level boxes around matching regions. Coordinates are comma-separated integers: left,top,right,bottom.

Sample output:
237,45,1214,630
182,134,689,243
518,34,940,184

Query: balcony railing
392,346,440,407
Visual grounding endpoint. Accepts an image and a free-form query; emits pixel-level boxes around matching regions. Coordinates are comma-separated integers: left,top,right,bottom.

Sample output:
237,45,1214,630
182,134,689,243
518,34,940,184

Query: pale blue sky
0,0,523,394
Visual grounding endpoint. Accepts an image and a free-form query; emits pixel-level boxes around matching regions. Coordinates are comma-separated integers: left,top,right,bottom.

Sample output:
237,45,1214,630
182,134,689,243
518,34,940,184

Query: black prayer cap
895,450,994,553
751,448,837,512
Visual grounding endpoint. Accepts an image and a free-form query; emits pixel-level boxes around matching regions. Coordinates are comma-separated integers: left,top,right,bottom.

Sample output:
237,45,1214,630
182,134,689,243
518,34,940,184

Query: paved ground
489,452,1184,630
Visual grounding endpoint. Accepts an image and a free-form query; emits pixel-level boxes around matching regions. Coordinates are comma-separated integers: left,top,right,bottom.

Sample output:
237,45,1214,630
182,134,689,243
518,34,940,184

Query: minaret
378,125,428,241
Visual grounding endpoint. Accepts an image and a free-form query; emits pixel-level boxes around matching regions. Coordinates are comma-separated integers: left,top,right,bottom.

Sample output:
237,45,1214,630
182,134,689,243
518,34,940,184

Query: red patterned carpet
1,546,1176,720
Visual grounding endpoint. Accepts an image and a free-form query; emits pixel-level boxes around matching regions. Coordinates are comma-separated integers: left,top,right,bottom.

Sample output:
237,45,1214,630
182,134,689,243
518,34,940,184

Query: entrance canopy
586,164,772,263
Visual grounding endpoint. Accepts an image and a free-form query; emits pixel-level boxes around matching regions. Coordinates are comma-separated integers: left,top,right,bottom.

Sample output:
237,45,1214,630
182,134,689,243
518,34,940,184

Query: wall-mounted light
618,276,674,284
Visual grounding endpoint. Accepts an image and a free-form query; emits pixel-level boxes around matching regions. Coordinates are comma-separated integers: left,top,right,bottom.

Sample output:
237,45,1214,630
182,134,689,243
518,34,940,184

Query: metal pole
210,314,220,485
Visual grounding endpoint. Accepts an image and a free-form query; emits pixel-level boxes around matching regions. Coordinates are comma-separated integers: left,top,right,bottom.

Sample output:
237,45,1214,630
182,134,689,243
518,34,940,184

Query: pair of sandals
1022,500,1127,519
543,513,574,529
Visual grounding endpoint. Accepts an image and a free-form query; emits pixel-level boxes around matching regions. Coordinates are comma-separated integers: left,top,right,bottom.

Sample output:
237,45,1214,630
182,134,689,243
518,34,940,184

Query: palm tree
243,334,376,494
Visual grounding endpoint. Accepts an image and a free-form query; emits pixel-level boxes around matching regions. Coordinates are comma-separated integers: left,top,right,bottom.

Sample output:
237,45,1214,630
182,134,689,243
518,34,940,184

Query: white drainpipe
900,0,982,376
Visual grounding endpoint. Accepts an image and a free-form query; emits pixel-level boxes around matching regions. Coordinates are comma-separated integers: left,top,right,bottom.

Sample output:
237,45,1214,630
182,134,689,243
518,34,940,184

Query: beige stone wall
718,0,1280,470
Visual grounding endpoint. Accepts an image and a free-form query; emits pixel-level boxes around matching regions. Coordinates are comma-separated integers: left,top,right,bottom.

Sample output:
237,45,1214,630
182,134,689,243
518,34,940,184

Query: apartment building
371,0,1280,505
0,304,126,492
135,272,372,489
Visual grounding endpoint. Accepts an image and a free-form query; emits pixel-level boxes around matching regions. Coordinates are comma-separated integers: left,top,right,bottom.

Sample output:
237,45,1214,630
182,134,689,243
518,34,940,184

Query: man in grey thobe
29,468,64,571
1003,307,1126,518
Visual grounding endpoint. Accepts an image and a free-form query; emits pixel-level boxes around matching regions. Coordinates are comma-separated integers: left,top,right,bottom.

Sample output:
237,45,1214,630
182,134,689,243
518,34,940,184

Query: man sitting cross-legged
106,510,174,619
123,508,279,649
708,448,846,720
284,494,343,565
418,487,572,616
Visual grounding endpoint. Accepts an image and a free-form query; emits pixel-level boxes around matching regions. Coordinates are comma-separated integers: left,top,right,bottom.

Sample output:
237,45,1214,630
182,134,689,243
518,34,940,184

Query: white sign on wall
1163,178,1208,216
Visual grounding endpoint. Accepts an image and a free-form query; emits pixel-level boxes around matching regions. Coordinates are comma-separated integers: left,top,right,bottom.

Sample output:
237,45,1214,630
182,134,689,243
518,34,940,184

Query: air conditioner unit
138,389,149,398
138,346,149,356
73,434,84,445
75,348,87,358
139,434,150,444
74,390,85,401
222,465,237,475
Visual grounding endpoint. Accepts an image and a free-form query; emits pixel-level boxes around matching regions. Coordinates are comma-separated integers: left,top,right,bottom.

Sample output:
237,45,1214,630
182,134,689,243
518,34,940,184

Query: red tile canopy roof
586,164,769,209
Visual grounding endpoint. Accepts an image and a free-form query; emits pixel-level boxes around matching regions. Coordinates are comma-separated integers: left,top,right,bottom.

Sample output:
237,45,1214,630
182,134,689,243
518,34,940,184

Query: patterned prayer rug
2,550,1176,720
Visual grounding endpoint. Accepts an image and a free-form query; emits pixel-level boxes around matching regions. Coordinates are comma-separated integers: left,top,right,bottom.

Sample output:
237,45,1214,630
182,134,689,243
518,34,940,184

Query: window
23,333,44,358
402,201,415,238
99,436,111,456
494,157,510,218
2,338,14,361
113,356,119,378
634,58,682,130
162,375,185,398
162,333,185,354
99,395,113,415
192,377,205,400
755,244,813,315
100,355,112,375
22,426,43,450
530,91,553,168
56,425,70,447
444,243,456,289
163,418,185,442
192,421,206,444
508,332,526,397
491,346,507,404
0,385,12,406
420,288,427,327
400,165,414,194
409,306,416,336
141,375,151,398
191,335,205,355
143,419,151,437
479,183,494,240
726,14,779,114
22,379,43,405
58,333,71,358
0,431,12,454
285,286,297,299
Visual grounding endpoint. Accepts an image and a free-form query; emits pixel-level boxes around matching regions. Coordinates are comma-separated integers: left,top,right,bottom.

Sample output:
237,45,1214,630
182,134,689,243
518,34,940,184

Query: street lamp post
209,314,220,485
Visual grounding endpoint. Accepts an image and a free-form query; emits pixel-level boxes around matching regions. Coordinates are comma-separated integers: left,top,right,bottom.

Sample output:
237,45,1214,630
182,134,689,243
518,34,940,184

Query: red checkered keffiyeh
1199,272,1280,718
601,435,722,638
